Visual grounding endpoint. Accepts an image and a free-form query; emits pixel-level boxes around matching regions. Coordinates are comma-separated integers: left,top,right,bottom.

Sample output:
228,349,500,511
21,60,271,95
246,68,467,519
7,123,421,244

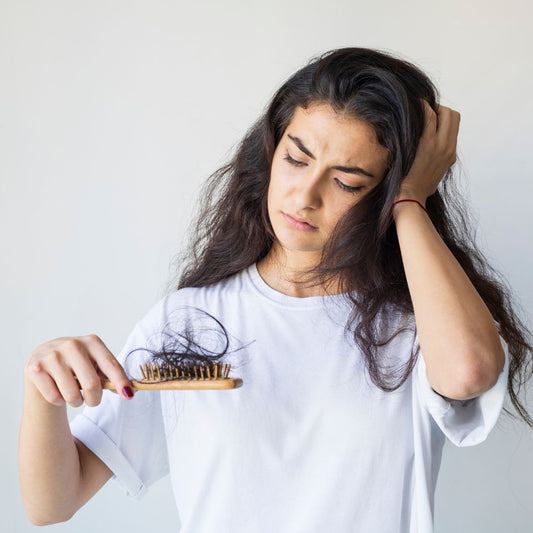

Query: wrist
394,190,427,206
390,198,429,221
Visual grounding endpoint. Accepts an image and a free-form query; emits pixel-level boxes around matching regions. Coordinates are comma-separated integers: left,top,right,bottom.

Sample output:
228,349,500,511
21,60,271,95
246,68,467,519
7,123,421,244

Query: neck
256,244,342,298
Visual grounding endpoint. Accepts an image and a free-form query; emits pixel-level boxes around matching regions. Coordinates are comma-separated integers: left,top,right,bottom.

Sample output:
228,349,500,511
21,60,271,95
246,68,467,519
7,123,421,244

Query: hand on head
397,101,461,204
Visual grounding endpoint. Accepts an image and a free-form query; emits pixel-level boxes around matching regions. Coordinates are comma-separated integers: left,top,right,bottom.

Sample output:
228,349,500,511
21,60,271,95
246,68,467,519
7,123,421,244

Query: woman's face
267,102,389,260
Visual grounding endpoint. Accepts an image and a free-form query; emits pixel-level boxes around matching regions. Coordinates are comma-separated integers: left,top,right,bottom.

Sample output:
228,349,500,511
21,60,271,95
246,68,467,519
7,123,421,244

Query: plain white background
2,1,532,531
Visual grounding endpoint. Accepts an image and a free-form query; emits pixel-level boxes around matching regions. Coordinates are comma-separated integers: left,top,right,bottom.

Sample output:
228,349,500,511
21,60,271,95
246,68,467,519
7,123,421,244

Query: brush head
119,360,244,390
139,360,231,382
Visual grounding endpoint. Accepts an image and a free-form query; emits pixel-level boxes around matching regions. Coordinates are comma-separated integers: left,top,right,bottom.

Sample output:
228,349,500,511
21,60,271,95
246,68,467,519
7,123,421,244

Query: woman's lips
282,212,318,232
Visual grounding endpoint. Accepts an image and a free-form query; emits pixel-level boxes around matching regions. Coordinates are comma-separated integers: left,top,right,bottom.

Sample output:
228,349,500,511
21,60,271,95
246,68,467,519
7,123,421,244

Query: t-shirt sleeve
414,330,510,447
69,298,171,499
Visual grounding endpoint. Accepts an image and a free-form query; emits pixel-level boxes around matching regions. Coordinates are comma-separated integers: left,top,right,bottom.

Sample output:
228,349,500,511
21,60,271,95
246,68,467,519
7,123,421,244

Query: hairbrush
100,360,243,391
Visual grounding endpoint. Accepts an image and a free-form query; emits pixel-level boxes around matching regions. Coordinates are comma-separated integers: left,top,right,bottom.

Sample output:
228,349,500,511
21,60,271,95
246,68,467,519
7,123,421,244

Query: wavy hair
168,47,532,426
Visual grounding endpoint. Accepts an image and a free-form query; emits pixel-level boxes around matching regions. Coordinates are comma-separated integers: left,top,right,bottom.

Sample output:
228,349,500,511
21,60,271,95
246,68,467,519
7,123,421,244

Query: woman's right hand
24,334,134,408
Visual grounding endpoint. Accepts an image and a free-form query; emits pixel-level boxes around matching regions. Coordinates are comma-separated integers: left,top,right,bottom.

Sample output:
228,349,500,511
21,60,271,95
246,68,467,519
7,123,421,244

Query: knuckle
48,350,63,365
84,393,103,407
447,148,457,161
24,357,42,375
83,377,102,393
108,357,122,370
63,391,80,404
46,391,64,405
65,396,82,407
86,333,102,344
63,338,81,351
101,356,123,376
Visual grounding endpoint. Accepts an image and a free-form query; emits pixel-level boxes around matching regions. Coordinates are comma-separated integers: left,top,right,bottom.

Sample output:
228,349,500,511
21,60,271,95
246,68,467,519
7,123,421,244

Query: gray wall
3,1,532,531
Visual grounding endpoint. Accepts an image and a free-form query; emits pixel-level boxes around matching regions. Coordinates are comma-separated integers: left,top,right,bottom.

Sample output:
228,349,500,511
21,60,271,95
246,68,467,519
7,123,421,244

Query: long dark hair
167,47,533,426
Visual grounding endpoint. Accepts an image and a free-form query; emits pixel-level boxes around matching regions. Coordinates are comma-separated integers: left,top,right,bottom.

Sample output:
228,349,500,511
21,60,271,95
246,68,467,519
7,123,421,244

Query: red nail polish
122,386,134,398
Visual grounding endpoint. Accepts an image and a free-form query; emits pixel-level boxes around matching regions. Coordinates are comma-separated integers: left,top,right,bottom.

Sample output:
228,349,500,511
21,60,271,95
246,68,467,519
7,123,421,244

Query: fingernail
122,386,134,398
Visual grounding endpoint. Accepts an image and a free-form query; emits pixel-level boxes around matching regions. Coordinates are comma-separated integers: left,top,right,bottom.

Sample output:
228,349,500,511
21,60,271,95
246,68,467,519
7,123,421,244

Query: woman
19,47,533,532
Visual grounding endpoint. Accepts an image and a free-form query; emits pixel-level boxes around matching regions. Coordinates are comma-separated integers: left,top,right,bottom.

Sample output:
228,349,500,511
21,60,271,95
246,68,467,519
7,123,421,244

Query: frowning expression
267,102,389,256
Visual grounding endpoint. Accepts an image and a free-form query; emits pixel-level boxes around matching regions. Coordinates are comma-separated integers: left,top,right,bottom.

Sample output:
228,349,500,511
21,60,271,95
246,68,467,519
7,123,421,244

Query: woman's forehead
284,103,388,175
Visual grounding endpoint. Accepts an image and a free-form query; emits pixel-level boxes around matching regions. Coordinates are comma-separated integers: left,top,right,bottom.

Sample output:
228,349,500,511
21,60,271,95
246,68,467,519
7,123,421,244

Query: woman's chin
274,238,324,255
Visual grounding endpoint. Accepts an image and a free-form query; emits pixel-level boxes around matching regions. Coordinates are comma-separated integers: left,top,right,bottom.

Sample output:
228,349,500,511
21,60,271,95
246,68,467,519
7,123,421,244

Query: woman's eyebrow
287,134,376,179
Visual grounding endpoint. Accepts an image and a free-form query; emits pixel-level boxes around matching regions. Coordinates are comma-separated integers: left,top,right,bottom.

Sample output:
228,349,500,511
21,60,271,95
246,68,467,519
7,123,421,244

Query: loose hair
167,47,533,426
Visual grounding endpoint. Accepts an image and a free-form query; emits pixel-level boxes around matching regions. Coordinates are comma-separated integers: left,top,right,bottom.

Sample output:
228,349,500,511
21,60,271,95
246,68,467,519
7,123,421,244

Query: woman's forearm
393,200,505,400
18,379,85,525
19,334,129,525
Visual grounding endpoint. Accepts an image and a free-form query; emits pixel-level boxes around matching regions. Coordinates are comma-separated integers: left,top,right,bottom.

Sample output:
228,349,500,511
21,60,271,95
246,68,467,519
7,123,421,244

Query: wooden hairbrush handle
101,377,243,391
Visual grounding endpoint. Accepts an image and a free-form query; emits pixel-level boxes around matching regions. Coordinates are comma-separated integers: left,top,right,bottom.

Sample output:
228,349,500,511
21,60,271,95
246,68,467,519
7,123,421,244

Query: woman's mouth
282,212,319,232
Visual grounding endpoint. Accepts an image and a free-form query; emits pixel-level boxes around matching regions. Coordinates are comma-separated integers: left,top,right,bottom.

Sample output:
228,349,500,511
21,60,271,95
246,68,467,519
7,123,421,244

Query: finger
447,112,460,163
435,105,459,134
45,349,85,407
59,337,107,406
423,100,437,126
448,109,461,143
71,354,105,407
82,335,134,400
419,101,438,144
434,107,460,161
26,359,67,407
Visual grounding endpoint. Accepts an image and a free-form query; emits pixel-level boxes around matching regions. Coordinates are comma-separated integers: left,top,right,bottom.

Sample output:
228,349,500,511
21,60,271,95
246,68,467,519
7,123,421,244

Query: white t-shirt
70,263,510,533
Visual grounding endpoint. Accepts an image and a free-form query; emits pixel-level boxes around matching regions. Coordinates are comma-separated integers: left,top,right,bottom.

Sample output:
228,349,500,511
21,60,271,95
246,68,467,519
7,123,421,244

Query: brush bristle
138,361,232,382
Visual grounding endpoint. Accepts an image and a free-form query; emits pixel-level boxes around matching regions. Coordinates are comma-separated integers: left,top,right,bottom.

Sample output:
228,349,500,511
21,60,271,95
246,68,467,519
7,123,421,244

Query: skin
257,100,458,291
258,100,505,401
391,102,505,400
19,99,505,525
19,337,128,525
258,102,389,295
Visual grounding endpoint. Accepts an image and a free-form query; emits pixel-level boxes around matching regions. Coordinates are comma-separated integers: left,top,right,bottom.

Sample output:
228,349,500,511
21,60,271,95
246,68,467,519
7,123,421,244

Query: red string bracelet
391,199,429,220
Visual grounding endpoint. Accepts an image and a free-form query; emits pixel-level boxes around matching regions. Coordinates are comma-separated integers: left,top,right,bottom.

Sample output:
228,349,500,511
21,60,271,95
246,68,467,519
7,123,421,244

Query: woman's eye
283,151,364,194
334,178,364,193
283,151,306,167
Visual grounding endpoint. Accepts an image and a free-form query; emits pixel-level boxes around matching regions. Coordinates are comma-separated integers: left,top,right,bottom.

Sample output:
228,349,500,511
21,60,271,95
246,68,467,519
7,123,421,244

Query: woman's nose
294,171,324,210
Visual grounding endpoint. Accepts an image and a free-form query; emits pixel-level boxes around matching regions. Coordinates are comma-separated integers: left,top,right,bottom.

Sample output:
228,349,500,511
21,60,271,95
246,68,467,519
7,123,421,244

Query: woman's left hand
395,101,461,204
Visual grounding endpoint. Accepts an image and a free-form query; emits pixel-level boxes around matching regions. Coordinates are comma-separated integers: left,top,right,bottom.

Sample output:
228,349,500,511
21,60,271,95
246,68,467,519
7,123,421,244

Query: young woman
19,47,533,533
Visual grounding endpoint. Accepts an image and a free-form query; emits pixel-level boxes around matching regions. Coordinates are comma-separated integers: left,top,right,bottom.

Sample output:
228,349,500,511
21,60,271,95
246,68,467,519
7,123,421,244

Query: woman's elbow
24,506,75,527
431,348,506,401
